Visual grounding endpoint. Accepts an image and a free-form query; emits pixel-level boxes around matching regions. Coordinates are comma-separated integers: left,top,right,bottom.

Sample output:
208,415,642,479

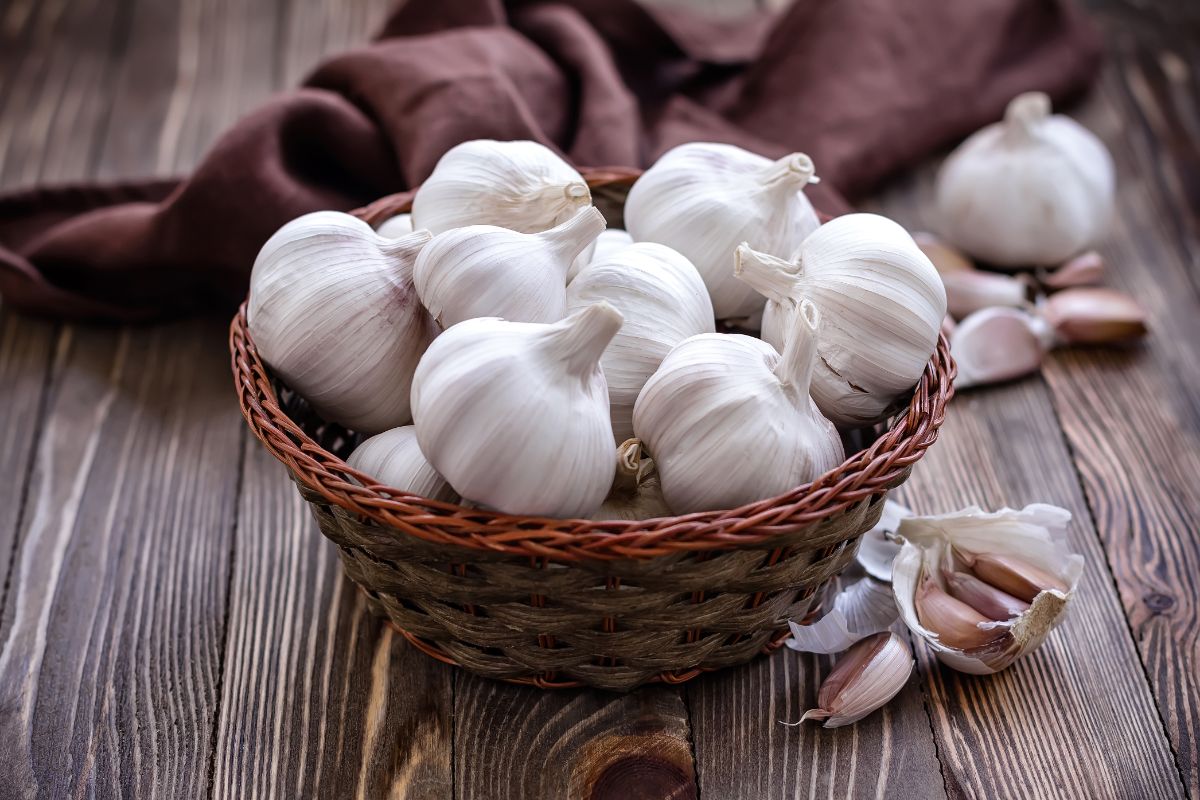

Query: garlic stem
761,152,820,188
734,243,803,305
610,438,643,495
1003,91,1051,145
378,229,432,261
541,206,607,267
546,302,624,376
774,298,820,395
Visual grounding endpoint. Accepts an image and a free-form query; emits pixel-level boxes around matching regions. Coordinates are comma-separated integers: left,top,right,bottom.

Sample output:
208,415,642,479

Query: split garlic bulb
566,242,714,442
411,303,622,517
735,213,947,427
411,139,591,235
376,213,413,238
592,439,672,521
936,92,1115,267
633,299,844,514
247,211,435,434
346,426,458,503
568,228,635,283
414,207,606,328
624,143,821,321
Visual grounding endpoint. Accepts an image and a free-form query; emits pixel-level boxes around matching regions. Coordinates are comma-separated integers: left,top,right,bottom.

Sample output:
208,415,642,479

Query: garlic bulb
247,211,435,434
624,143,821,320
566,242,714,442
569,228,634,283
795,632,913,728
891,504,1083,675
411,303,622,517
346,426,458,503
735,213,947,427
376,213,413,238
414,207,606,328
411,139,591,234
936,92,1115,268
633,299,844,514
592,438,672,520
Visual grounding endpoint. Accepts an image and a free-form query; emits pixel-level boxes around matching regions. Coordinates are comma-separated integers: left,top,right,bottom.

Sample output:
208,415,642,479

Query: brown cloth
0,0,1101,321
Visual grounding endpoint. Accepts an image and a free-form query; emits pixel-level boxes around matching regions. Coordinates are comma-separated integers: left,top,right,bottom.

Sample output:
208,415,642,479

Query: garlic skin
735,213,947,427
892,504,1084,675
569,228,634,283
634,299,844,514
787,577,900,655
376,213,414,238
592,439,673,520
346,426,458,503
247,211,435,434
411,139,591,235
856,500,913,582
411,303,622,518
567,242,715,442
798,632,913,728
624,143,821,320
936,92,1115,268
414,207,606,328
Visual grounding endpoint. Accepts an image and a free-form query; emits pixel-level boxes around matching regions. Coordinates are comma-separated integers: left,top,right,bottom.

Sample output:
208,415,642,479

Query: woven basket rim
230,166,955,562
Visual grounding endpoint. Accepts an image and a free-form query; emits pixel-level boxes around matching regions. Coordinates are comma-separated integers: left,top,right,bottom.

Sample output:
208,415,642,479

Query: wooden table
0,0,1196,797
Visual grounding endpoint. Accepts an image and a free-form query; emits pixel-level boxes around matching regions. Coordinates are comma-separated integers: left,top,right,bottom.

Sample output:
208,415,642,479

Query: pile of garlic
248,139,947,519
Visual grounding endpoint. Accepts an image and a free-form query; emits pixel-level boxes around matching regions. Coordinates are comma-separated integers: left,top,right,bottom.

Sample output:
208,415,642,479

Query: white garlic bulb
592,439,673,520
414,207,606,328
376,213,413,238
891,504,1083,675
936,92,1115,267
735,213,947,427
633,299,844,514
566,242,714,442
411,303,622,517
411,139,591,234
346,426,458,503
247,211,435,434
568,228,634,283
624,143,821,320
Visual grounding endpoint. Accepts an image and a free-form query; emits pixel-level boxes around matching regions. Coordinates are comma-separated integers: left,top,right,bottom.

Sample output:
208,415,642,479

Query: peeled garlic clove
633,299,844,513
414,207,606,328
411,139,591,234
1041,250,1106,289
567,242,714,442
943,570,1029,620
1041,287,1147,344
592,438,673,520
787,576,899,655
942,269,1028,319
735,213,947,427
936,92,1115,268
951,306,1052,389
376,213,414,238
247,212,435,434
411,303,622,517
625,143,821,321
569,228,634,283
797,632,913,728
960,552,1069,603
346,426,458,503
913,231,975,274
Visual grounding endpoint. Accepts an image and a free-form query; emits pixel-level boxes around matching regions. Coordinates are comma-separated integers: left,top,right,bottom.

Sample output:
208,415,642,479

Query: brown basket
230,167,954,691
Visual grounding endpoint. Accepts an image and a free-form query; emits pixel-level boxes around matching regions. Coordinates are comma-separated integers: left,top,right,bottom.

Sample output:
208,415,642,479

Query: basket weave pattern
230,168,954,690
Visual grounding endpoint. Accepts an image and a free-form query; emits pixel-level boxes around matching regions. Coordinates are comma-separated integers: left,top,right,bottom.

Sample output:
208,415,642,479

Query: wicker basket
230,167,954,691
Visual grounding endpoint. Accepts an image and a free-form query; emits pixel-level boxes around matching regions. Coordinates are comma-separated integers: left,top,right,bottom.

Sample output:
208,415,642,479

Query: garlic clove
568,228,635,284
346,426,458,503
1041,287,1148,344
1041,250,1106,290
376,213,414,238
915,575,1007,650
913,231,975,274
942,569,1029,620
950,306,1052,389
941,269,1029,320
959,552,1069,603
787,576,899,655
795,632,913,728
591,438,673,520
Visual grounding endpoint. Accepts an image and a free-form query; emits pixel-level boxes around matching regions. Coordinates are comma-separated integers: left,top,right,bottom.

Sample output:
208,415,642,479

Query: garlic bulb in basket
624,143,821,321
411,303,622,517
566,242,714,442
247,211,434,434
411,139,591,234
414,207,606,328
734,213,946,427
568,228,635,283
891,504,1083,675
592,439,672,520
936,92,1115,267
633,299,844,514
376,213,413,238
347,426,458,503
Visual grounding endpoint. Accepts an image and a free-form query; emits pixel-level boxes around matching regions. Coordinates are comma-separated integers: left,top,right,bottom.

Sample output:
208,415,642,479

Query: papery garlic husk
1041,287,1148,344
794,632,913,729
247,211,435,434
936,92,1116,268
414,207,606,328
376,213,414,238
856,500,912,582
410,139,591,234
567,242,715,442
569,228,634,283
346,426,458,503
592,438,673,520
411,303,621,517
787,577,899,655
951,306,1054,389
942,269,1029,320
624,143,821,320
735,213,947,427
633,299,844,514
892,504,1084,674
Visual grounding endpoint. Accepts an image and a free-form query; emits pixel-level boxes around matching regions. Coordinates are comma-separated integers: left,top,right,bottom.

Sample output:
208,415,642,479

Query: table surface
0,0,1197,798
